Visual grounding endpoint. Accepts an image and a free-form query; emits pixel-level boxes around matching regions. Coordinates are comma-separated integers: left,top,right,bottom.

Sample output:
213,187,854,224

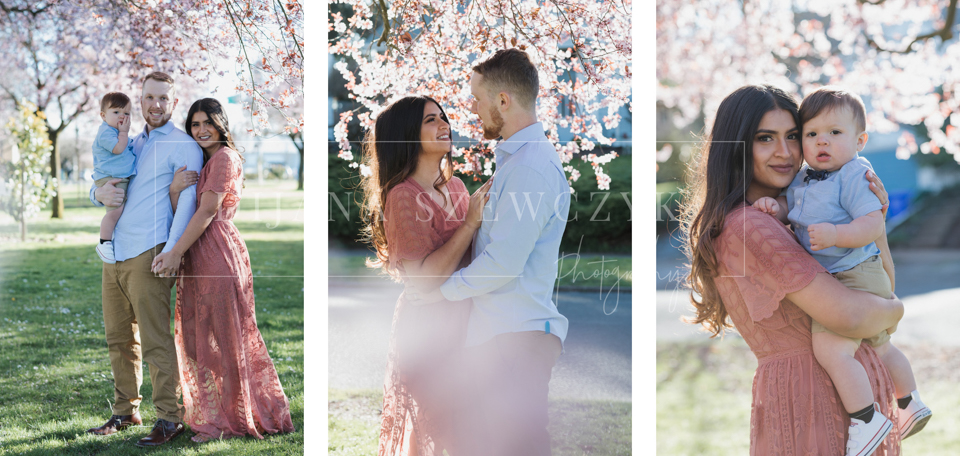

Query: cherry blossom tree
1,102,57,240
657,0,960,162
0,0,303,218
125,0,304,135
330,0,632,190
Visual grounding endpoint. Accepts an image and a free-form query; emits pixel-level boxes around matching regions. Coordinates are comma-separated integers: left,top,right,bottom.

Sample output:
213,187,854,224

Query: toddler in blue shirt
93,92,136,264
753,86,931,452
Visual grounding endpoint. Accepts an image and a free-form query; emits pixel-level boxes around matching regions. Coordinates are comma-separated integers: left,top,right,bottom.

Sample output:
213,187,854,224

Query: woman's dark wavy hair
679,84,800,337
184,98,243,169
359,96,454,279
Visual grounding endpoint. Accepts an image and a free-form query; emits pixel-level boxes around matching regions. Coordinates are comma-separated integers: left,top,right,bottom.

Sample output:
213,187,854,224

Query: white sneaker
898,390,932,440
846,403,892,456
96,241,116,264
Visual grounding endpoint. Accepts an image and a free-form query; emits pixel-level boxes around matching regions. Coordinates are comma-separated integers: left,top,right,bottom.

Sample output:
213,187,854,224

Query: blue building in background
861,129,918,224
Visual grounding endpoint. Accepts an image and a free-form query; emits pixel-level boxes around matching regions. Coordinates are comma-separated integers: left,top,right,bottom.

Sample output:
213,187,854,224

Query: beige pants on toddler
811,255,892,347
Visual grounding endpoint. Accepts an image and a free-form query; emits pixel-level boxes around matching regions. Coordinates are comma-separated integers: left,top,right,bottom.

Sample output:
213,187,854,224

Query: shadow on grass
1,238,304,455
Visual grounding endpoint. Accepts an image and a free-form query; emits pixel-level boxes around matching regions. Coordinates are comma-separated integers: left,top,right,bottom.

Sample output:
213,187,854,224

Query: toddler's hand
752,197,780,217
118,116,131,134
808,223,838,251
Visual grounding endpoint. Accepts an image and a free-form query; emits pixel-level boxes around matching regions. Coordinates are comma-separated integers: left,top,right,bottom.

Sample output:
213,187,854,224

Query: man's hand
808,223,838,251
150,251,182,278
752,196,780,217
403,283,445,306
95,179,125,208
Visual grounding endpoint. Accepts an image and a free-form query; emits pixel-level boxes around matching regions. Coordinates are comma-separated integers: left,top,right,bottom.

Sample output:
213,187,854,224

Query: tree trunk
20,159,26,241
297,146,304,191
48,129,64,218
290,132,304,191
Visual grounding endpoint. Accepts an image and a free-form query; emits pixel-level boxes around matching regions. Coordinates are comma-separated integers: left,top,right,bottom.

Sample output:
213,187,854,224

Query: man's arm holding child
161,144,203,254
92,180,122,208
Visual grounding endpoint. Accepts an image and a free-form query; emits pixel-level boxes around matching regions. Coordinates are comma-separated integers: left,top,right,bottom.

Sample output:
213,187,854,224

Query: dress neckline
405,177,462,222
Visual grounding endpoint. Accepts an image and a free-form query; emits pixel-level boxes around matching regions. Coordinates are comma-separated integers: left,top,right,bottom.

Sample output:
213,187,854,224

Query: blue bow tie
805,168,831,183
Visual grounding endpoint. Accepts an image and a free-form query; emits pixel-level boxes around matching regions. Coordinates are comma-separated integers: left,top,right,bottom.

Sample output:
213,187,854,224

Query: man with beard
85,71,203,447
409,48,572,456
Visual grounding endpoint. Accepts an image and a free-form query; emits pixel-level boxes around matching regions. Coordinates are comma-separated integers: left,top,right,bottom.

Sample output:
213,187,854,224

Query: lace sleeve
198,149,242,209
718,206,827,322
383,184,442,271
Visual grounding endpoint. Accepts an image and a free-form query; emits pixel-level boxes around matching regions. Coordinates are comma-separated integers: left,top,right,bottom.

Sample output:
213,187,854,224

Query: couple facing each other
682,84,933,455
362,49,571,455
85,71,294,446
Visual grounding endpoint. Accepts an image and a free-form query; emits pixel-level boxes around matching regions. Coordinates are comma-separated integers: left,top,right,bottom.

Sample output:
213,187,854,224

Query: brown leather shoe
135,419,184,447
86,413,142,435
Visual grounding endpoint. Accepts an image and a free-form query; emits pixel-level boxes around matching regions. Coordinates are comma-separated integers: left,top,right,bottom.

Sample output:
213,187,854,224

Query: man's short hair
800,86,867,132
472,48,539,110
100,92,130,112
142,71,176,94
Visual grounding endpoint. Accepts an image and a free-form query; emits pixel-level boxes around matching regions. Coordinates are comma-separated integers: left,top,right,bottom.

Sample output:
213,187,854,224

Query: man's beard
143,111,171,129
481,107,504,140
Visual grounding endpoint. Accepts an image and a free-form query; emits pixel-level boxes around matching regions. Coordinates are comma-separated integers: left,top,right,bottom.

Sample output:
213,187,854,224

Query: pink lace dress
378,177,473,456
174,146,294,440
715,205,901,455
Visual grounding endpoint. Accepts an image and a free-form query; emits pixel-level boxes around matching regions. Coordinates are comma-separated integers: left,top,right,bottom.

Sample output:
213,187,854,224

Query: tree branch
864,0,957,54
376,0,391,50
0,0,50,17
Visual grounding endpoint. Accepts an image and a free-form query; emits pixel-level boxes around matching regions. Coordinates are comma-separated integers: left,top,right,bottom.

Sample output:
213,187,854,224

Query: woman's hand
151,251,182,278
865,170,889,218
465,177,493,230
171,166,199,194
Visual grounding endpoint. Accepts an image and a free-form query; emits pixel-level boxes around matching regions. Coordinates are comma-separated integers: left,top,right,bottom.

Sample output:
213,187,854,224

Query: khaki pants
452,331,563,456
101,243,182,422
811,255,893,347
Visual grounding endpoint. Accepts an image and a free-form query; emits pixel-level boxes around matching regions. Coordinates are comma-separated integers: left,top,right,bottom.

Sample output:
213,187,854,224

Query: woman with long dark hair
151,98,294,443
679,85,905,454
360,96,491,456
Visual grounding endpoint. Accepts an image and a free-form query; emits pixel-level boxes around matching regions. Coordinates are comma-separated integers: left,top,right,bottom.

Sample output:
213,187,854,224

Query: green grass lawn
0,180,304,455
328,389,632,456
657,339,960,455
329,252,632,291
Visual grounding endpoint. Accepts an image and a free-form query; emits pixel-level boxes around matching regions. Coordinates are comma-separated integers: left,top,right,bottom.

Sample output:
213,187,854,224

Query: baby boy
93,92,136,264
753,86,931,455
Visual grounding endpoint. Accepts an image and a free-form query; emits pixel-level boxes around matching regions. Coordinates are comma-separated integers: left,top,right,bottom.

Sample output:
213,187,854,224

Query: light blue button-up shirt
786,155,882,273
439,122,571,347
92,121,137,180
90,121,203,262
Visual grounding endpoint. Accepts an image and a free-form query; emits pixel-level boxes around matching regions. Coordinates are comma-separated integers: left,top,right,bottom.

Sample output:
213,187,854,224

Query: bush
327,153,632,254
328,158,364,245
